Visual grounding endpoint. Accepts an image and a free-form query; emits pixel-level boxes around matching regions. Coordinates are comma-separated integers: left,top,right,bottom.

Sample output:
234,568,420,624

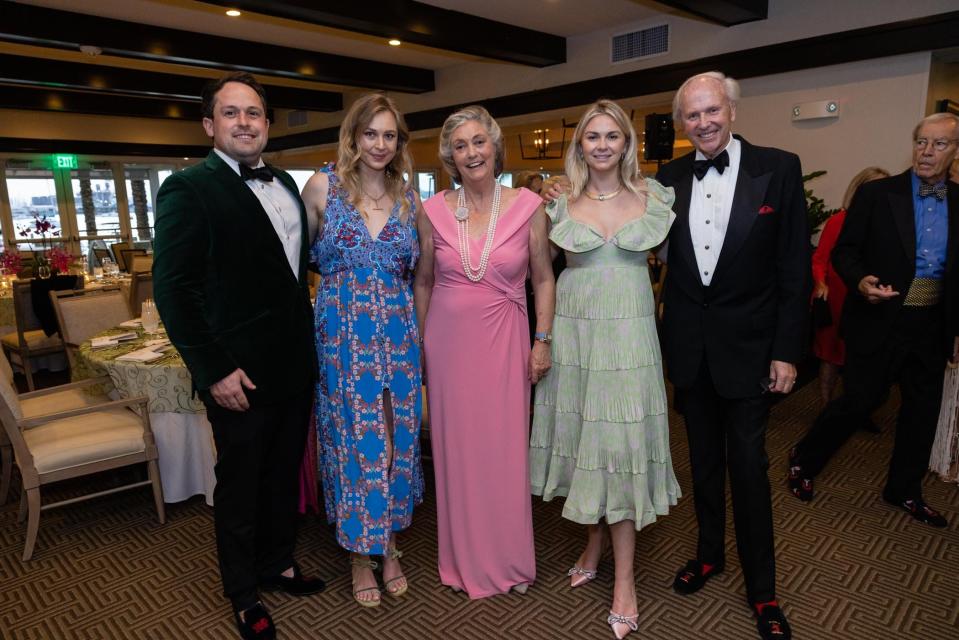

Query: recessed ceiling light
388,39,402,46
225,9,242,17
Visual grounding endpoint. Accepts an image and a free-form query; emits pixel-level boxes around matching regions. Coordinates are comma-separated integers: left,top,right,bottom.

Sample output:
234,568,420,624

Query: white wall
732,52,931,211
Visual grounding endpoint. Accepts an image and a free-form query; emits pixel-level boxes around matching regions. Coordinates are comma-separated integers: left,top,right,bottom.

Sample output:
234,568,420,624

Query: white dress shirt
688,136,741,286
214,148,303,280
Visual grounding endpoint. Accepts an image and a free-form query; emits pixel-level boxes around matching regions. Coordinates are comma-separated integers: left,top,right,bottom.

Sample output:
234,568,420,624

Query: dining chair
0,280,67,391
92,247,112,267
119,249,147,273
129,254,153,274
128,272,153,313
49,287,132,373
109,242,133,271
0,351,165,560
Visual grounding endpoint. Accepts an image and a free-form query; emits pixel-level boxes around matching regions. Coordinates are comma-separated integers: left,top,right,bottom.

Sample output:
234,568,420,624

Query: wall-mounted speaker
644,113,674,161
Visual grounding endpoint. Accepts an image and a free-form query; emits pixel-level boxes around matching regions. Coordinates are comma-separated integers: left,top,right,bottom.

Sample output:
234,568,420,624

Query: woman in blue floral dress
302,93,423,608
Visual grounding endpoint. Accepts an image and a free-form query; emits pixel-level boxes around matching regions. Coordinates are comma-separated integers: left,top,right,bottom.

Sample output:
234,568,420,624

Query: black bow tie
693,150,730,180
918,181,947,201
240,164,273,182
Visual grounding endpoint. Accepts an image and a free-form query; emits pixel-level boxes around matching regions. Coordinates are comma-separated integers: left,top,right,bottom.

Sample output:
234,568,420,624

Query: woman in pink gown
414,105,555,598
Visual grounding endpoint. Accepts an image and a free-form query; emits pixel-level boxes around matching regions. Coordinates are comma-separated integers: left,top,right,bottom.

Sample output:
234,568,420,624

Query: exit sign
54,154,78,169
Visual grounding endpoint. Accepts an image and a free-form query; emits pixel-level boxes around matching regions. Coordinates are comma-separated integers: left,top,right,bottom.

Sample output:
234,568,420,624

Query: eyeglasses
914,138,958,152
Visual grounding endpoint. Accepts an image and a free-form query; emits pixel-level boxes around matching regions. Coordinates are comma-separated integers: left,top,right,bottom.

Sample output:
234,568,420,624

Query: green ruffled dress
530,179,681,530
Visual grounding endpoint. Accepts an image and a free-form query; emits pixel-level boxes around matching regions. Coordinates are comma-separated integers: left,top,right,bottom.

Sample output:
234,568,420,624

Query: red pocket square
758,205,775,215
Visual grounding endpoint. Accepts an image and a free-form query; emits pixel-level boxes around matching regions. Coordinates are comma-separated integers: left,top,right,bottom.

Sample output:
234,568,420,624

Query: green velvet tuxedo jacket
153,150,316,407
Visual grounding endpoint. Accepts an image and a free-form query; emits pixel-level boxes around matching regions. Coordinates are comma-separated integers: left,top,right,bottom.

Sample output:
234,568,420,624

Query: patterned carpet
1,380,958,640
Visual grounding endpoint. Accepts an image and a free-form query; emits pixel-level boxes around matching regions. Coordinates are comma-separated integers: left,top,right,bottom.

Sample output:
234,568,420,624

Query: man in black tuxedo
154,72,323,640
657,72,808,640
789,113,959,528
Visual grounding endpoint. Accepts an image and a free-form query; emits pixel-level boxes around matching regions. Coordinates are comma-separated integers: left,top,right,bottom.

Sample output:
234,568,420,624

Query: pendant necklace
583,184,624,201
361,185,388,211
456,183,501,282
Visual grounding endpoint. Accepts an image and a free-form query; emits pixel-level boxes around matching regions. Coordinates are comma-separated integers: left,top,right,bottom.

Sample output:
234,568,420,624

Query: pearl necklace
583,184,624,201
456,183,501,282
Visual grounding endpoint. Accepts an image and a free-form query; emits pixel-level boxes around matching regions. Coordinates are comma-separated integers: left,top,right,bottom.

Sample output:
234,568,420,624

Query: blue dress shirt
911,171,948,279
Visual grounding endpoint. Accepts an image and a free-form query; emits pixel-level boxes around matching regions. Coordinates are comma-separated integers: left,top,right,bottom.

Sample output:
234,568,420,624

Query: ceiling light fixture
225,9,242,17
388,39,402,46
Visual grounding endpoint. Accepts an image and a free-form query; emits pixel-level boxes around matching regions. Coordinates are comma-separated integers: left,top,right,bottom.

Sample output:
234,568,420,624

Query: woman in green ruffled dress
530,99,681,639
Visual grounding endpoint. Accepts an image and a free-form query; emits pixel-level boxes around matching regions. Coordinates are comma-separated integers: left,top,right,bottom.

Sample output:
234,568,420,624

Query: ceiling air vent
287,110,308,128
611,23,669,63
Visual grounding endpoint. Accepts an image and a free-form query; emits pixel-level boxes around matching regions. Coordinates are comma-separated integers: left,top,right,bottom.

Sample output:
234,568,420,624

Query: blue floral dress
312,167,424,554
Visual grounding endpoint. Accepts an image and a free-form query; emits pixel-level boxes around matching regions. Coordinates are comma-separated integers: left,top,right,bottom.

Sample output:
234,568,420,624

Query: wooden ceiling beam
654,0,768,26
0,0,434,94
199,0,566,67
0,53,342,112
0,84,206,120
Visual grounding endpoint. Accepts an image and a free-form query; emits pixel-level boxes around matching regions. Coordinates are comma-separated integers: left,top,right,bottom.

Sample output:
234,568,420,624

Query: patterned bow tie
693,150,729,180
240,164,273,182
918,181,947,200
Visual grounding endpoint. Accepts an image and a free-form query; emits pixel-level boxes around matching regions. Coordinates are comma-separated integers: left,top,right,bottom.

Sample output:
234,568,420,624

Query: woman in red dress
811,166,889,406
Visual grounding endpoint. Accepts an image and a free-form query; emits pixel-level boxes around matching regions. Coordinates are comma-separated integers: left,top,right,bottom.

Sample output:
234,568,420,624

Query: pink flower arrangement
47,247,74,273
18,212,60,246
0,252,22,273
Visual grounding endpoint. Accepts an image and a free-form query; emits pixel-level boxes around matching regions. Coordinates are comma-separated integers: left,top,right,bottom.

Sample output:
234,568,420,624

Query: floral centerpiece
17,212,74,277
46,247,74,273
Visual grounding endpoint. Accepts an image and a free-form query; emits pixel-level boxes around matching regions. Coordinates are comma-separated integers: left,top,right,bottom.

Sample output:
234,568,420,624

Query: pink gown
423,187,540,598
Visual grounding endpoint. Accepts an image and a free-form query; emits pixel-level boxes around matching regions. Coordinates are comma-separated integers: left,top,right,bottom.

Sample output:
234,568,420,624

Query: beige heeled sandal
607,611,639,639
567,565,599,588
382,547,408,598
350,555,382,608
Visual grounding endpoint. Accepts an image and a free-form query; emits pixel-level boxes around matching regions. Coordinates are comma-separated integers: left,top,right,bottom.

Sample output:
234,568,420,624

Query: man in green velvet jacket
153,72,322,640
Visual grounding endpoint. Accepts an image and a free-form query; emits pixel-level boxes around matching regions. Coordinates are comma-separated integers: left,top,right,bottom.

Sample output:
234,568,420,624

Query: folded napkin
143,338,171,349
90,331,138,349
119,319,143,328
90,336,119,349
116,348,164,363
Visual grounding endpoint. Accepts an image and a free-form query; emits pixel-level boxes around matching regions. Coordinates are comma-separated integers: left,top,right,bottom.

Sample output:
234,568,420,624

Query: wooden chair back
128,272,153,313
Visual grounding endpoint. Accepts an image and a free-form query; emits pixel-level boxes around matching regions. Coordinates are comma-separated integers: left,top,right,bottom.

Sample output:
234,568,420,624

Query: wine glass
141,299,160,335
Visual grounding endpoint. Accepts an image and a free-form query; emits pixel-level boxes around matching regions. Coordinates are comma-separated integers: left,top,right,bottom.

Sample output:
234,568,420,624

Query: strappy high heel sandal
606,611,639,639
567,565,598,588
382,546,408,598
350,555,382,608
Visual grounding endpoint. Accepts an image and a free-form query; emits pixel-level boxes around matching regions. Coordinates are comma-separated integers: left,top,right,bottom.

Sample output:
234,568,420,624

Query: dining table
0,274,132,374
75,322,216,505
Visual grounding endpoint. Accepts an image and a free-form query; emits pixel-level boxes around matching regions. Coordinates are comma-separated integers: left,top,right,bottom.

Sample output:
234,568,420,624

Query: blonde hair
336,93,413,220
565,99,644,200
438,105,505,183
842,166,889,210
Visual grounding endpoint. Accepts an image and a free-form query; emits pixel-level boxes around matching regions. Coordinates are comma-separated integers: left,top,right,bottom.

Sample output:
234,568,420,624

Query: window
416,171,435,200
125,168,155,243
71,169,121,256
5,169,61,251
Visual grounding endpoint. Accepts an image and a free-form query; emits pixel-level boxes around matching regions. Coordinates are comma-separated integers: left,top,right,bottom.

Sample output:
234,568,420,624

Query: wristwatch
534,331,553,344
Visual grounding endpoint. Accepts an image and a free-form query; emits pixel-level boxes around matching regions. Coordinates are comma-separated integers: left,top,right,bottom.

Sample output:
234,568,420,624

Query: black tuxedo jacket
153,150,317,406
832,170,959,357
657,136,810,398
